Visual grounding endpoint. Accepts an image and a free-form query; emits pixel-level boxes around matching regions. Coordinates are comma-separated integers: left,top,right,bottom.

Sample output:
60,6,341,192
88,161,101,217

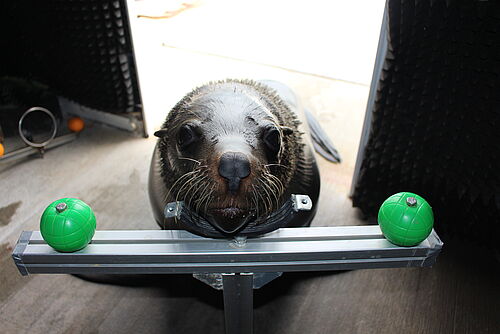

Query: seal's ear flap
281,126,294,135
154,129,169,138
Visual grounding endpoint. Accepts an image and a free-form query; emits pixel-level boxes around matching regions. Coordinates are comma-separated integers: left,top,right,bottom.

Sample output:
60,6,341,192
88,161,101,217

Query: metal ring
18,107,58,148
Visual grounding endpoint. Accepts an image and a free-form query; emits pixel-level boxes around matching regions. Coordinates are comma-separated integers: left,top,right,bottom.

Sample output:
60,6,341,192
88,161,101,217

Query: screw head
233,236,247,247
168,207,174,212
56,202,67,213
301,198,308,205
406,197,417,207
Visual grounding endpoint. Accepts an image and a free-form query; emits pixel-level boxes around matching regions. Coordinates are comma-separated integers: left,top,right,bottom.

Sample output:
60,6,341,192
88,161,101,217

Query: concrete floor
1,1,499,333
126,0,385,136
1,117,499,334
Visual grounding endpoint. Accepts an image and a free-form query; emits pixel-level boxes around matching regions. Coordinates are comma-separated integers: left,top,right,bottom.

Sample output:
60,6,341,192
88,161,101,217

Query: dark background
0,0,141,114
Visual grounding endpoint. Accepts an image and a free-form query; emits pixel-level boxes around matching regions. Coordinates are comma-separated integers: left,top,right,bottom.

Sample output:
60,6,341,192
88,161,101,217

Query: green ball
40,198,96,252
378,192,434,247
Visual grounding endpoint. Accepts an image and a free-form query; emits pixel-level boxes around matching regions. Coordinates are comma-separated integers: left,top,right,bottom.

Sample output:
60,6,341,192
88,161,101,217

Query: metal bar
25,226,393,243
0,133,77,163
11,231,32,276
12,227,443,276
21,257,435,275
58,97,140,133
222,274,253,334
20,240,433,263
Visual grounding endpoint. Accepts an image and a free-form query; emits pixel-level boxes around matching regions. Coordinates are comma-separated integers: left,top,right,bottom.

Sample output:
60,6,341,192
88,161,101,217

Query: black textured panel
352,0,500,254
0,0,141,114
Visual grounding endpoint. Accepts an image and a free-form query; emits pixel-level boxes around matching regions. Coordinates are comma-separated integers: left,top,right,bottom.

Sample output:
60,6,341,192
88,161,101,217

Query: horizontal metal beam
0,133,76,163
58,97,140,133
12,226,443,276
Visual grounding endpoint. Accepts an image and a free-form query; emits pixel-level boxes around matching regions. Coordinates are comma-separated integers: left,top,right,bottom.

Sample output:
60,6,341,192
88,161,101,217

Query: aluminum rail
12,226,443,276
0,133,77,164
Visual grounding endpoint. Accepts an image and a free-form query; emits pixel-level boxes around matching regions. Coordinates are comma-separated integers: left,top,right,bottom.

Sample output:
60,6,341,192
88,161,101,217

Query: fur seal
148,79,322,238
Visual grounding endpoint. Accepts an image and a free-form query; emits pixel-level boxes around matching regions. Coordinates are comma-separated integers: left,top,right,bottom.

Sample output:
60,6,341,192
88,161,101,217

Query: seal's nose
218,152,250,194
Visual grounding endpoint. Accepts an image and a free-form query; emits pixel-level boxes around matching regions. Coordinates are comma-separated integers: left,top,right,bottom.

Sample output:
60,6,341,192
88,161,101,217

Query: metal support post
222,273,254,334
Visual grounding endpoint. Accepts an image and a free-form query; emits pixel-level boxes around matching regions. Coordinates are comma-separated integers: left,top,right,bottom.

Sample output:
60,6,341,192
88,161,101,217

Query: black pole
222,273,254,334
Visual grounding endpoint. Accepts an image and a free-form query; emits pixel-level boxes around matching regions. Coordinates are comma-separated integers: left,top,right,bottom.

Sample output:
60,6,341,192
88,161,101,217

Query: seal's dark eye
262,126,281,154
177,124,199,150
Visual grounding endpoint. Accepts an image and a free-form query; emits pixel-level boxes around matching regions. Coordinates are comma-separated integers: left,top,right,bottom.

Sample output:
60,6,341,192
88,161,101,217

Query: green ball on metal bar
40,198,96,252
378,192,434,247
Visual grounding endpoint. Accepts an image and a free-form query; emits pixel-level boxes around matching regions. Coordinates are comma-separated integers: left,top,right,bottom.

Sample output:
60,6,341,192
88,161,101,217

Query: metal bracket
164,201,182,218
193,272,283,290
291,194,313,211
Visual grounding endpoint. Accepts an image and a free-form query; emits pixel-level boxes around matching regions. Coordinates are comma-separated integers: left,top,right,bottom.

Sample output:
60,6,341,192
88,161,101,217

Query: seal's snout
218,152,251,195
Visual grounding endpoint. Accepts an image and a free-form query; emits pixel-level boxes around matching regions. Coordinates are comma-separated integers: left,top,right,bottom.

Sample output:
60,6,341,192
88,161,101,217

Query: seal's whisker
171,164,209,204
244,191,251,213
266,172,285,195
175,173,198,198
268,175,281,198
265,177,280,211
253,184,264,214
178,157,202,165
250,187,260,219
262,175,280,210
254,183,269,215
175,172,200,204
250,186,258,217
258,178,274,213
164,169,201,203
193,177,211,213
183,173,209,208
264,163,290,170
183,172,208,205
198,183,215,214
202,184,216,215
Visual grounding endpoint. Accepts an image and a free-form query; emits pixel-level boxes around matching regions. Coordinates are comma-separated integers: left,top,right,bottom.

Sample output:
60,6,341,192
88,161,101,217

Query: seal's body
148,80,320,238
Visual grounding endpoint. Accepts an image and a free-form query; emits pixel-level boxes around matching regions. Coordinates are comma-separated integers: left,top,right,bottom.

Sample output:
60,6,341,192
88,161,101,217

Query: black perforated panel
352,0,500,254
1,0,141,114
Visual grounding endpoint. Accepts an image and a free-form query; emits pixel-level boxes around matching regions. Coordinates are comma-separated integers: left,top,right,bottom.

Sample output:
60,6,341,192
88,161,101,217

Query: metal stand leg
222,273,254,334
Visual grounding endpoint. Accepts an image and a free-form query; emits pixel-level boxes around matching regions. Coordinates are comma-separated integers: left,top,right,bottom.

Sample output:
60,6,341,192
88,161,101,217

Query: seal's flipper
304,109,342,163
258,80,341,163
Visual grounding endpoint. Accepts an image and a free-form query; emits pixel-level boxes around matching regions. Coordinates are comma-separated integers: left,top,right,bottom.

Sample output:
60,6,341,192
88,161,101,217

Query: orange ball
68,117,85,132
0,143,4,157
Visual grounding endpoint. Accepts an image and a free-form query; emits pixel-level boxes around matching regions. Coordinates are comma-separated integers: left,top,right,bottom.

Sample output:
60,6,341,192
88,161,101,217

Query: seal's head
155,80,303,235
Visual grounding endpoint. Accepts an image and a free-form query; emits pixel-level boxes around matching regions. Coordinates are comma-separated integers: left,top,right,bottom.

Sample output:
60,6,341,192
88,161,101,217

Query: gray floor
1,122,499,334
3,2,498,333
